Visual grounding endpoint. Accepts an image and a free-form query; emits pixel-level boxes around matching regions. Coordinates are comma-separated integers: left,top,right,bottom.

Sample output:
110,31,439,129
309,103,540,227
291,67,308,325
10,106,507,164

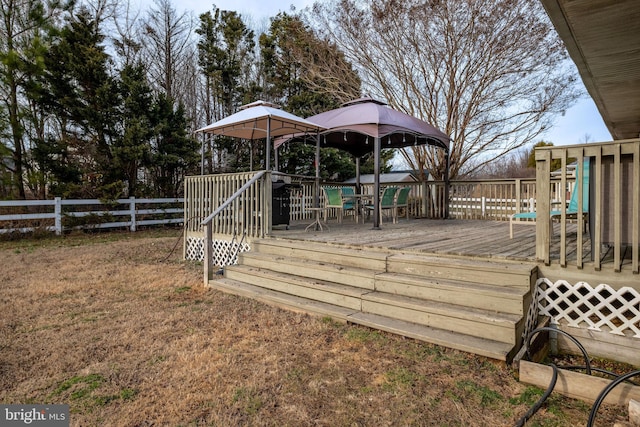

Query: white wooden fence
0,197,183,235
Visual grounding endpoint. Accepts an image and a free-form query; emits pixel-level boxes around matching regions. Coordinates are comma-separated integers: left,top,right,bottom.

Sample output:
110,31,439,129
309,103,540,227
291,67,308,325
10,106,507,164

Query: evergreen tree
113,63,154,197
258,13,393,180
196,7,255,173
0,0,71,198
150,94,199,197
42,8,121,197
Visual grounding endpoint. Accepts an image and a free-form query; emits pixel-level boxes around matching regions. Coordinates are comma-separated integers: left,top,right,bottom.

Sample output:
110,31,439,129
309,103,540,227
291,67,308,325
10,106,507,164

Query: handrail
201,170,268,226
202,170,268,284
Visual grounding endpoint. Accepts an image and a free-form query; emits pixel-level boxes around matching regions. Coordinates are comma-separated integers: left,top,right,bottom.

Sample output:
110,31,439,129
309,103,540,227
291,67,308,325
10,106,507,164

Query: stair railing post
204,221,213,285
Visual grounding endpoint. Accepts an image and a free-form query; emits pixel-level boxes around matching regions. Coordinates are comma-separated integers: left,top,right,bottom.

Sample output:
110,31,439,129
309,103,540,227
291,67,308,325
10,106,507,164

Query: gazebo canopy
196,100,325,171
306,98,450,157
195,100,324,139
278,98,451,229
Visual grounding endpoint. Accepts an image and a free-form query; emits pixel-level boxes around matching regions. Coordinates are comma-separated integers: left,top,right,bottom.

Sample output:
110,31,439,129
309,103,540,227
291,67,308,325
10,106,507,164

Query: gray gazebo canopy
279,98,451,229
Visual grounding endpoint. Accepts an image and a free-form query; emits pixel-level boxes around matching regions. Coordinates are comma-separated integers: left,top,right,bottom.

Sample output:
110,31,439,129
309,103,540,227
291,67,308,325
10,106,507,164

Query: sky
138,0,613,147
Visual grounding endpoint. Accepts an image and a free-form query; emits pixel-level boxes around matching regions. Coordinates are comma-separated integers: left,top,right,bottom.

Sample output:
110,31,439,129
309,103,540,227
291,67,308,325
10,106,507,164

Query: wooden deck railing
535,139,640,273
183,173,570,238
183,170,271,243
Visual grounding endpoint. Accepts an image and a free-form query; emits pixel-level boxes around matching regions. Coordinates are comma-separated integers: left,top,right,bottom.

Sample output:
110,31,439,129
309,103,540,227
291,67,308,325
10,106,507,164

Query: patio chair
393,186,412,223
322,187,346,223
510,160,590,239
340,186,357,221
364,186,398,224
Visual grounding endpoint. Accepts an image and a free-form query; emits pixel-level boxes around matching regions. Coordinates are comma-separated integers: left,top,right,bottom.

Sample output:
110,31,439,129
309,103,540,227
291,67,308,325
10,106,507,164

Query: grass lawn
0,229,624,426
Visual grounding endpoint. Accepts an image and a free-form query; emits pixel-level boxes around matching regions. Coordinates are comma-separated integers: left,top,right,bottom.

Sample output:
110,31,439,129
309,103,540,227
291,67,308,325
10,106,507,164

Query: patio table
350,194,373,223
305,207,329,232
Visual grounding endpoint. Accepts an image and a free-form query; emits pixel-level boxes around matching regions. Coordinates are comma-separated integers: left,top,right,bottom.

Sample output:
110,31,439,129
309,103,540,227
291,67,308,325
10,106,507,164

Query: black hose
527,327,592,375
560,365,640,386
160,216,200,263
519,326,640,426
513,327,592,426
587,370,640,427
514,363,558,427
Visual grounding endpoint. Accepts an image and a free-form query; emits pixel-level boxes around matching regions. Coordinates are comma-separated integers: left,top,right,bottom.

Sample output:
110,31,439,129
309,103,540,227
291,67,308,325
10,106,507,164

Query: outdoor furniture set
306,186,411,231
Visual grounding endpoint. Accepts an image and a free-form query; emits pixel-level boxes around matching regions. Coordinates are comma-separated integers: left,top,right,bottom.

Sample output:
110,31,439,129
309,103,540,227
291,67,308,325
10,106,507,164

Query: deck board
273,219,543,262
270,218,637,272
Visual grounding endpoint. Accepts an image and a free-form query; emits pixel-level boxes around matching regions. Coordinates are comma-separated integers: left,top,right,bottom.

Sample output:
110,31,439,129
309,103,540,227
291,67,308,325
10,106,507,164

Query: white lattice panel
185,237,204,261
522,285,541,342
213,239,251,267
185,236,251,267
537,278,640,338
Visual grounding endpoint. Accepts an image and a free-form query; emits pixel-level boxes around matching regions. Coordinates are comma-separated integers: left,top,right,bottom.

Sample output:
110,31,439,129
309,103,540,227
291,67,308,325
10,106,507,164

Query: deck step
386,253,535,288
225,265,369,311
253,238,388,270
238,252,379,290
207,278,514,361
362,291,521,345
218,238,537,361
375,273,530,315
207,278,358,320
348,312,514,361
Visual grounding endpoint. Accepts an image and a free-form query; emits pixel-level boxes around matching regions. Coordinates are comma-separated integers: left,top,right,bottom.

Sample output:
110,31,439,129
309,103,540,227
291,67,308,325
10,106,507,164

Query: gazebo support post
355,157,361,194
200,135,205,175
315,133,321,208
444,149,450,219
373,136,381,230
265,117,271,171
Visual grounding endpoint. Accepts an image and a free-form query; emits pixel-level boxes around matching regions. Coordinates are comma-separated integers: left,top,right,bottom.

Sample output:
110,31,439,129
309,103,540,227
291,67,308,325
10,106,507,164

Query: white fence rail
0,197,183,235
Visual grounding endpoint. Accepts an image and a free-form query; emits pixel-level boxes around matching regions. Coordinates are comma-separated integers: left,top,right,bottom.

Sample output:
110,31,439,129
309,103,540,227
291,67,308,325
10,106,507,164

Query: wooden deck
272,216,640,281
213,224,538,361
271,217,588,264
206,217,633,362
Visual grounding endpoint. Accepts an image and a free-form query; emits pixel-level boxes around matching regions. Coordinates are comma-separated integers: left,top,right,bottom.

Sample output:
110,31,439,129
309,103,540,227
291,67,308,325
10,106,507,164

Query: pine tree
41,8,121,198
150,94,199,197
113,63,154,197
0,0,71,198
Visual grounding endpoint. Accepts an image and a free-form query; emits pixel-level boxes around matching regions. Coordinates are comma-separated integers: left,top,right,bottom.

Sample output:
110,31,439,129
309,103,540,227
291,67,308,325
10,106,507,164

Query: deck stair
209,237,537,362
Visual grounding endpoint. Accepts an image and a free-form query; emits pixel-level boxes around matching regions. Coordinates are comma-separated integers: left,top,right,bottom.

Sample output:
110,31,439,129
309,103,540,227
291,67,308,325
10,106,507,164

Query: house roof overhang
540,0,640,140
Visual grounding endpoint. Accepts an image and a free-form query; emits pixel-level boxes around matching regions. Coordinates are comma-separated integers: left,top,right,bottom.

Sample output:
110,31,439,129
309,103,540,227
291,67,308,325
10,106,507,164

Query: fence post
54,197,62,235
129,197,136,232
481,196,486,218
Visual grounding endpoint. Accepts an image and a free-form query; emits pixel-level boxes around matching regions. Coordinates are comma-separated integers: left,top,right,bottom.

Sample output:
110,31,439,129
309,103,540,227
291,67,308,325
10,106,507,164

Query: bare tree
308,0,581,179
141,0,194,102
474,147,534,179
111,0,144,67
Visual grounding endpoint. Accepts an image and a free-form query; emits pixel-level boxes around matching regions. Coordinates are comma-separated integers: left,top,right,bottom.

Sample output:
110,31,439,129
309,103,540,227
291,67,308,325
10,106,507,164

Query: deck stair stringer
208,237,538,362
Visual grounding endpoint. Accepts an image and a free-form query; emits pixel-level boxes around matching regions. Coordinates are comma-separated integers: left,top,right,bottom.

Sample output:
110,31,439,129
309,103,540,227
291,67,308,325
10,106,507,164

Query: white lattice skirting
536,278,640,339
185,236,251,267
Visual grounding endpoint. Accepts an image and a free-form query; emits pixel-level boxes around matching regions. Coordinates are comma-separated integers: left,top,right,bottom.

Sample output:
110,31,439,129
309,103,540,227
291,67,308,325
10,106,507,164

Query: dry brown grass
0,229,625,426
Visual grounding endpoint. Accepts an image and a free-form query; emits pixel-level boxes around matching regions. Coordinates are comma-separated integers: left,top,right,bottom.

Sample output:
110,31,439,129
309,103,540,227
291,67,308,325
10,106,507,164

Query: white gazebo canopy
196,101,325,171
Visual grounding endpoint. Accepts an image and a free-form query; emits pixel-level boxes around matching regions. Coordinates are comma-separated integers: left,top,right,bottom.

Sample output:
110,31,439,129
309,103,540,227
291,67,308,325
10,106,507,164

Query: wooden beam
519,360,640,406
